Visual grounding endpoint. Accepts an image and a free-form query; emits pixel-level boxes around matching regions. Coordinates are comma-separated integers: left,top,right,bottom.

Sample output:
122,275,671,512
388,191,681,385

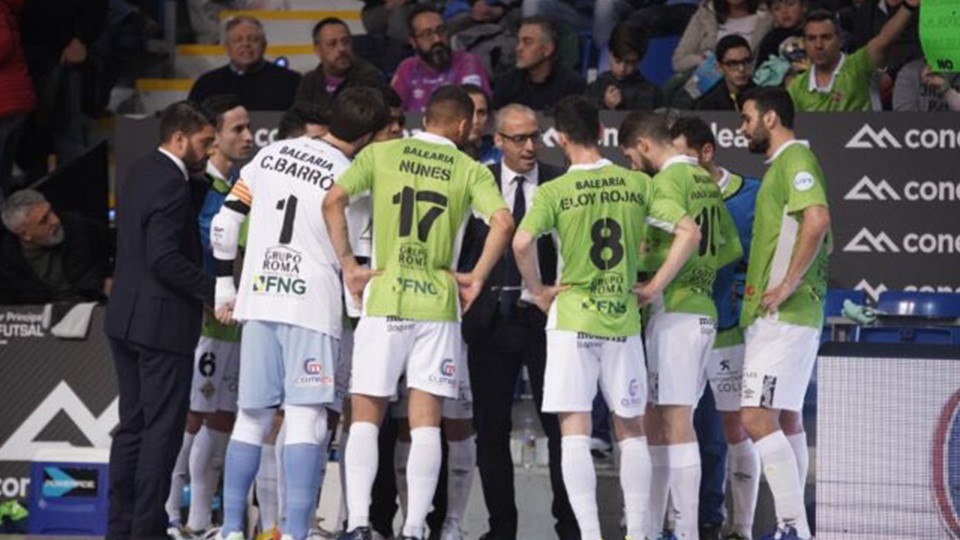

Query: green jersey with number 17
741,140,830,329
643,155,742,319
336,132,507,322
519,160,652,338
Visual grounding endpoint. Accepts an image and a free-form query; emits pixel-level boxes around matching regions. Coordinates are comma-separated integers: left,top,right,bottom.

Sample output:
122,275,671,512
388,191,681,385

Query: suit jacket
459,160,562,343
104,151,214,356
0,212,113,304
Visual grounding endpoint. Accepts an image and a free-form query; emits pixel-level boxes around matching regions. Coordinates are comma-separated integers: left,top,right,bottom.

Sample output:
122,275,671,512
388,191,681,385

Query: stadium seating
640,35,680,87
822,288,866,343
858,291,960,344
876,290,960,318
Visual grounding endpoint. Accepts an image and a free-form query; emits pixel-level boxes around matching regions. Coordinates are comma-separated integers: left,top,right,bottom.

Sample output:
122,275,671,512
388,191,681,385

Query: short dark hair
159,100,213,142
803,8,839,33
609,21,648,61
278,101,331,139
312,17,349,44
520,16,558,46
381,85,402,109
670,116,716,151
328,87,389,142
425,85,475,126
715,34,751,63
200,94,243,131
619,110,672,147
407,4,443,34
739,86,795,129
552,95,599,147
460,83,489,104
714,0,761,24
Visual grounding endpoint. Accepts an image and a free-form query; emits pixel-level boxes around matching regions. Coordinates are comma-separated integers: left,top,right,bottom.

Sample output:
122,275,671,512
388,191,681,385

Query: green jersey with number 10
336,132,507,322
519,160,652,338
643,156,742,319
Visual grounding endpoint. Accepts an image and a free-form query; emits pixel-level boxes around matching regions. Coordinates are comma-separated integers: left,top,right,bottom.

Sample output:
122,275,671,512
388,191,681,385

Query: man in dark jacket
296,17,383,106
0,189,112,304
0,0,36,196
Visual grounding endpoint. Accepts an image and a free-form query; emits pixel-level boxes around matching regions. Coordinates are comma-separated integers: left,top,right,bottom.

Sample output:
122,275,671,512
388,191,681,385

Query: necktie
500,176,526,314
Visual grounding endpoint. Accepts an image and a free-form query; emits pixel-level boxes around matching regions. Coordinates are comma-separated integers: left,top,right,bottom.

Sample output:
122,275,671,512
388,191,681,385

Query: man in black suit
459,103,579,540
104,101,216,540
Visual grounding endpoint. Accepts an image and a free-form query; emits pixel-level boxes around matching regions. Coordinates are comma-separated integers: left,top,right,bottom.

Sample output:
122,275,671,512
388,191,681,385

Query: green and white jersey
788,48,874,112
336,132,507,322
519,159,652,338
741,140,830,329
643,155,742,319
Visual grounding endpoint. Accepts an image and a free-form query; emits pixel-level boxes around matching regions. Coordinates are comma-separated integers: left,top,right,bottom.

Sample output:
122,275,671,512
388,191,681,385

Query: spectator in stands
18,0,107,180
755,0,806,65
585,21,663,111
520,0,626,65
461,83,501,164
362,0,417,44
673,0,772,73
892,58,960,112
189,16,301,111
491,17,586,110
0,0,35,197
849,0,920,78
296,18,384,107
375,86,406,141
697,35,756,110
392,5,492,112
0,189,112,304
277,101,332,140
788,3,917,112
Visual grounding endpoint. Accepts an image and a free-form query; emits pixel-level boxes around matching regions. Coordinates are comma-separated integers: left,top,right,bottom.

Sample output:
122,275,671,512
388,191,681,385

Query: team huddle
164,83,831,540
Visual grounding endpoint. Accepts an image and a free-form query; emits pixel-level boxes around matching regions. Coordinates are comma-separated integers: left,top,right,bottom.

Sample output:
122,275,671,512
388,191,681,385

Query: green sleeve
468,163,508,222
850,47,875,78
716,204,743,268
337,145,375,198
518,184,556,237
647,173,688,233
787,75,805,110
784,155,829,215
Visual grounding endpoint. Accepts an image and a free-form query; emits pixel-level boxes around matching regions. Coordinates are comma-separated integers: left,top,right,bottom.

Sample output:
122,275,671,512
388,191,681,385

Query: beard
746,125,771,154
420,43,452,70
39,224,65,247
639,153,659,175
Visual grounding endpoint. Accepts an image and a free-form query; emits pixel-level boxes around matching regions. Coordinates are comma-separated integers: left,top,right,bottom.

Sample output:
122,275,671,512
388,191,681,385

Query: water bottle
522,417,537,468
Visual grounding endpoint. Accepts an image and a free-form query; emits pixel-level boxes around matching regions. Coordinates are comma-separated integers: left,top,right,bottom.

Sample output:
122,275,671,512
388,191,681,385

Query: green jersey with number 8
519,160,652,338
336,132,507,322
643,156,742,319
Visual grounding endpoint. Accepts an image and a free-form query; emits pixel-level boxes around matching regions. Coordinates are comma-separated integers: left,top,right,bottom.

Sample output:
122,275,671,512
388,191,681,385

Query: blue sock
222,440,262,535
284,443,323,540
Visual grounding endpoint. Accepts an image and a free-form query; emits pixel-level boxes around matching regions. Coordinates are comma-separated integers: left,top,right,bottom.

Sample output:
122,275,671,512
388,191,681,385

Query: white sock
165,431,195,524
667,442,701,540
619,437,651,540
755,431,811,538
187,426,230,531
646,445,670,539
561,435,601,540
256,443,279,531
276,422,286,527
337,429,349,527
401,427,442,538
787,432,809,488
394,439,411,517
345,422,379,531
728,439,760,537
444,436,476,531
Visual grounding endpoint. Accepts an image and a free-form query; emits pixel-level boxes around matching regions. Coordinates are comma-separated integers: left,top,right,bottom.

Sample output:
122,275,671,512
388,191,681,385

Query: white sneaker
167,523,189,540
438,522,464,540
216,530,245,540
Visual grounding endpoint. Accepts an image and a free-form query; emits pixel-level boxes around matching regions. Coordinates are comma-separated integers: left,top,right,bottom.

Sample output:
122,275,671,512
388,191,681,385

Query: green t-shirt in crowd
788,48,874,112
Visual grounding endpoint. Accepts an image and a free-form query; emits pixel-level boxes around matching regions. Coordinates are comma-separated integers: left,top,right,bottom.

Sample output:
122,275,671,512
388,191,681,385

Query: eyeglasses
414,25,448,40
498,131,542,145
721,57,754,71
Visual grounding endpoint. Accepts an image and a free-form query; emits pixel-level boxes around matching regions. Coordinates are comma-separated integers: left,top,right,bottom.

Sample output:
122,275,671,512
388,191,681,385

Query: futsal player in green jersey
323,86,513,540
619,111,742,540
737,87,831,540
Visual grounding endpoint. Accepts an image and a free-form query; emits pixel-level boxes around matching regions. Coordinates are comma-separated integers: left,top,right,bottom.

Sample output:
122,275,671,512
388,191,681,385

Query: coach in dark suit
103,101,216,540
459,104,579,540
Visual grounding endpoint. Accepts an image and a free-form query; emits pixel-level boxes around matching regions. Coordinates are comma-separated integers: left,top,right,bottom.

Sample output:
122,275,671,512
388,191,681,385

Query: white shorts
645,311,716,406
190,336,241,413
541,330,647,418
392,341,473,420
237,321,339,409
350,317,461,399
328,323,354,415
706,343,745,412
741,318,819,411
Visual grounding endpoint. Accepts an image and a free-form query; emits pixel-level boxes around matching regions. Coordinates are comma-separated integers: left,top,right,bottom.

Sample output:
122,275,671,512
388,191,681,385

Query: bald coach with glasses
458,104,580,540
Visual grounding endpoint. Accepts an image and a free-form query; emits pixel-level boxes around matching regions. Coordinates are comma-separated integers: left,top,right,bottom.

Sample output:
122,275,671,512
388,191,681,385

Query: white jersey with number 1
233,136,348,338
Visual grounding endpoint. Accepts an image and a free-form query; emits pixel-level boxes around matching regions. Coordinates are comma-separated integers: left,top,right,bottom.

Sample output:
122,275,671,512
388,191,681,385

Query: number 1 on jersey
277,195,298,244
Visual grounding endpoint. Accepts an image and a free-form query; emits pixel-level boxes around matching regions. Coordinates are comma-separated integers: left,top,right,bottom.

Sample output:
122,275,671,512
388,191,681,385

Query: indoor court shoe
723,533,750,540
759,525,805,540
256,527,281,540
656,533,679,540
216,530,246,540
338,527,373,540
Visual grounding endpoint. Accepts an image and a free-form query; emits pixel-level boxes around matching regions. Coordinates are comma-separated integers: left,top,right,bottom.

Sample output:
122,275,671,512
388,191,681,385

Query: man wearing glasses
696,35,757,111
391,5,491,113
459,104,581,540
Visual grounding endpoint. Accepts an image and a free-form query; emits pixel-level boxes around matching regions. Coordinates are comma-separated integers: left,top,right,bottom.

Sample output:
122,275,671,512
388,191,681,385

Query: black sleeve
76,0,108,46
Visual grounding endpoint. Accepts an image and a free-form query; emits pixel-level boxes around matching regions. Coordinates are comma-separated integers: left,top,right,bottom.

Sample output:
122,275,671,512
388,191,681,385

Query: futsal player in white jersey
210,88,389,540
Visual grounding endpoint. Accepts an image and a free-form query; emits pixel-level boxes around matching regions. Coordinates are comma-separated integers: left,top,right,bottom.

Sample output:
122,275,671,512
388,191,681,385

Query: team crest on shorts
296,358,332,387
933,389,960,538
200,381,215,399
429,358,457,387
